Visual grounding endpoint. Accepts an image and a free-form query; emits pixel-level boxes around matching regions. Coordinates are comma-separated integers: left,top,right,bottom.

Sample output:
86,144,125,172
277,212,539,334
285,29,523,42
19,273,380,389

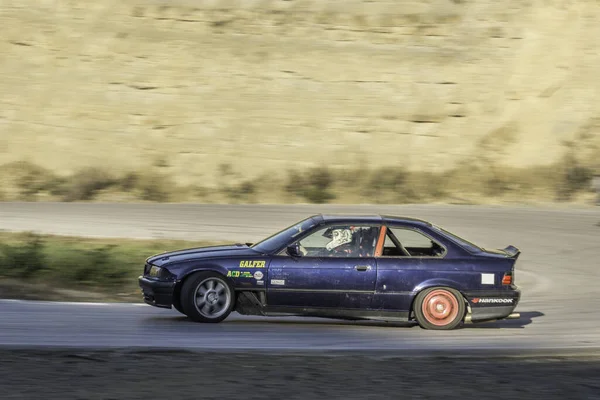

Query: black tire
180,271,235,323
172,296,185,315
413,287,465,330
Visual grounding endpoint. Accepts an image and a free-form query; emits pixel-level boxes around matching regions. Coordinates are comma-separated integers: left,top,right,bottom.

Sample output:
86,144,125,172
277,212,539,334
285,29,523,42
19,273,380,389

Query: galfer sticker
254,271,264,280
271,279,285,285
239,260,266,268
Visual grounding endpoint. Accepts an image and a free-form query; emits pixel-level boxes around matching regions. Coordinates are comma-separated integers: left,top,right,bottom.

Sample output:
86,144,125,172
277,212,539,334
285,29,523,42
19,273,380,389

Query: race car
138,214,522,330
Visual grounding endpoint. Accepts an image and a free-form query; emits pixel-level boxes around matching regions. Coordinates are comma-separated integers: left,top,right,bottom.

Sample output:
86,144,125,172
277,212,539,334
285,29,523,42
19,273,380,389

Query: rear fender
412,278,466,294
409,279,468,318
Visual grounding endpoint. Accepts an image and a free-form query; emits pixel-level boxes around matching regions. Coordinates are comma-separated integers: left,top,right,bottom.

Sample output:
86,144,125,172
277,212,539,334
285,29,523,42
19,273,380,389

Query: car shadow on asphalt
143,314,418,328
144,311,543,329
225,319,418,329
462,311,544,329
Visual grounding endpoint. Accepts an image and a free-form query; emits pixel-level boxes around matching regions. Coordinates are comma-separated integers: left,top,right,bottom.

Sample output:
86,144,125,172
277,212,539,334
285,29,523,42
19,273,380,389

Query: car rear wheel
413,287,465,330
181,272,235,323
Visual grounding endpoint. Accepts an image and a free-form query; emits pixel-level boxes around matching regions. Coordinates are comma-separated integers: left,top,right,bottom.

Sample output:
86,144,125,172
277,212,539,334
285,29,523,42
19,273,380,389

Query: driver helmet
325,227,355,250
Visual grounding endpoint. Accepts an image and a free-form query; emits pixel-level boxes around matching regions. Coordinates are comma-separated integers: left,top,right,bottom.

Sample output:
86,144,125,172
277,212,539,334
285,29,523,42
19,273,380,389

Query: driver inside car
324,226,378,257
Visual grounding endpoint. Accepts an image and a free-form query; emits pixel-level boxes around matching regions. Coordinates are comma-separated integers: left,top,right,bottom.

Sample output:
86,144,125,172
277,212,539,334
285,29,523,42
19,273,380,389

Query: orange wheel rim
421,289,459,326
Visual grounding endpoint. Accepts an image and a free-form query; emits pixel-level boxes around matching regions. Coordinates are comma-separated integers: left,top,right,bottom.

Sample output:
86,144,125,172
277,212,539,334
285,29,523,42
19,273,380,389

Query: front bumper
138,276,176,309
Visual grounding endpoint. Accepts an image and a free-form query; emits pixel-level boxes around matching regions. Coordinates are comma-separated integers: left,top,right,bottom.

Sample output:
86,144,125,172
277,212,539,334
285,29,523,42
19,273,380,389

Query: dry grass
0,156,596,205
1,0,600,190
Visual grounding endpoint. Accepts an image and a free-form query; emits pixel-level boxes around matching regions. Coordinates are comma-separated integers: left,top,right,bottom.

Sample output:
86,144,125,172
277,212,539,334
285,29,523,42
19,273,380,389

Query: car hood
146,244,261,267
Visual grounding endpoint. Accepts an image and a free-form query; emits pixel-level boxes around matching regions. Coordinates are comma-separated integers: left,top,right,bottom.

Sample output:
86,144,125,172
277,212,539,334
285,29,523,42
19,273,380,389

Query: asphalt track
1,202,599,354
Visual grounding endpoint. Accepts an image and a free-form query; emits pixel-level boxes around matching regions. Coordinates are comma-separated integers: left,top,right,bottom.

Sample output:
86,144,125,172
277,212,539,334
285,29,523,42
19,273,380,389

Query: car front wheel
413,287,465,330
172,297,185,315
181,272,235,323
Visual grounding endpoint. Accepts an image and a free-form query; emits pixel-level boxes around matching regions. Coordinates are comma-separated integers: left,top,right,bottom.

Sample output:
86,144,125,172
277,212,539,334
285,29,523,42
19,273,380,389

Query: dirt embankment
1,350,600,399
1,0,600,189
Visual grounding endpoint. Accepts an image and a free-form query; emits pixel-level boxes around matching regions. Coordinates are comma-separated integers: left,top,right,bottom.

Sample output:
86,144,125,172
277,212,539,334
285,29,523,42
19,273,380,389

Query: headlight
148,265,171,279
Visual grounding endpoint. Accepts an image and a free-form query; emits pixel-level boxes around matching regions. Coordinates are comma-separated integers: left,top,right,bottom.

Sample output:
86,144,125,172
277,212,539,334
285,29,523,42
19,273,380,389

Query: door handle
354,265,370,272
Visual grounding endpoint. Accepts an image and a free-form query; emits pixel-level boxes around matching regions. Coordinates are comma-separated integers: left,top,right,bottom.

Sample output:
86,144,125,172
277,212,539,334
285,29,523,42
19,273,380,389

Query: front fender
177,263,234,289
172,263,234,302
181,264,230,280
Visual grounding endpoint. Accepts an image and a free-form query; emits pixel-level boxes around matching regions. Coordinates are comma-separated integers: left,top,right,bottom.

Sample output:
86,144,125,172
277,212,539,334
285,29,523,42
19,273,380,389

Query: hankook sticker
471,298,513,304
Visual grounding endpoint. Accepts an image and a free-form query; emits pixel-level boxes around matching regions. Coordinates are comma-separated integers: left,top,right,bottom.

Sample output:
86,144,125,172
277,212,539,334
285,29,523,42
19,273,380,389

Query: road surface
0,202,599,353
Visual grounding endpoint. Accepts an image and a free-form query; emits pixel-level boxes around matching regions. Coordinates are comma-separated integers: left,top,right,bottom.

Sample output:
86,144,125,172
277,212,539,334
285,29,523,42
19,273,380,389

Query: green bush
564,165,593,191
285,166,335,203
0,233,46,278
0,158,597,205
1,161,58,200
222,180,256,202
555,155,593,201
135,172,171,202
118,172,140,192
368,167,412,202
48,245,129,286
0,232,222,296
483,169,511,197
62,167,117,201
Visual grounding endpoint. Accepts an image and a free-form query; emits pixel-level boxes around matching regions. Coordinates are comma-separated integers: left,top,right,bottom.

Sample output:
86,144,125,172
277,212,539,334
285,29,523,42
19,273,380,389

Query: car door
266,224,381,310
373,225,450,312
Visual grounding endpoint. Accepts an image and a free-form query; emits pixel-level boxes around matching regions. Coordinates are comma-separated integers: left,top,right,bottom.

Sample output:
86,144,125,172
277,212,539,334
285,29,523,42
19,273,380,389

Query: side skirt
234,291,409,321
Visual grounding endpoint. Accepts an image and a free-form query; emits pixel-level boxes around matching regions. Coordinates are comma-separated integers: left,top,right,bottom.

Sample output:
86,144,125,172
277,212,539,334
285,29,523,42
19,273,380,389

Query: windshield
251,217,318,253
430,224,483,253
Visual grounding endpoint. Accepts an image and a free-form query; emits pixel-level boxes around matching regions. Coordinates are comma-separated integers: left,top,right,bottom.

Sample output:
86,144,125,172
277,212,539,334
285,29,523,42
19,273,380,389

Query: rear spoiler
502,245,521,259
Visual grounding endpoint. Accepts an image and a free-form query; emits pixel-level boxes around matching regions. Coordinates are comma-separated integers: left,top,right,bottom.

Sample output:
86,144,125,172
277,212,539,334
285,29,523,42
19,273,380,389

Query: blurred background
1,1,600,399
1,0,599,206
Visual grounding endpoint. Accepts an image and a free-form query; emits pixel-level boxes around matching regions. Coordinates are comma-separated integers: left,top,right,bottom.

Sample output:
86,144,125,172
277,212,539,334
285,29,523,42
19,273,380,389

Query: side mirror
286,243,302,258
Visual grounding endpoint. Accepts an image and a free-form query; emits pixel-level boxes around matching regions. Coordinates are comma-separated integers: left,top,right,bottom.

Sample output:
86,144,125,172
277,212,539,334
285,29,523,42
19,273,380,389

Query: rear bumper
464,287,521,322
138,276,175,309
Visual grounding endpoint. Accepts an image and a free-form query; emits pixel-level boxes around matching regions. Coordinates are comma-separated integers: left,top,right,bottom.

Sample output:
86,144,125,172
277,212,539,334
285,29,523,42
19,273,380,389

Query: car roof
313,214,432,227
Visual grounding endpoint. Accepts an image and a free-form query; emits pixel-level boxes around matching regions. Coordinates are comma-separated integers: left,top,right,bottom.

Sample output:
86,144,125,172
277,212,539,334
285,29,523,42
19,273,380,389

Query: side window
382,233,405,256
296,225,381,258
383,227,445,257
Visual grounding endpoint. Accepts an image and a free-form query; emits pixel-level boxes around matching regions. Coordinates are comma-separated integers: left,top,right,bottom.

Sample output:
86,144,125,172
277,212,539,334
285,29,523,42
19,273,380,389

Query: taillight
502,272,513,285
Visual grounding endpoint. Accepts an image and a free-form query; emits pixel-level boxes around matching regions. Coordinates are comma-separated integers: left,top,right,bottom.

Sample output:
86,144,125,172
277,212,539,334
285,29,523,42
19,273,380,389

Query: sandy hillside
1,0,599,187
